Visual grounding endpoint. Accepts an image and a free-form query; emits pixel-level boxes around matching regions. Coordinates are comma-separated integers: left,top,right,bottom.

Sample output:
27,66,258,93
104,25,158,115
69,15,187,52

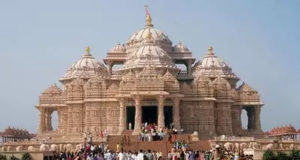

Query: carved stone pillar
57,109,61,132
247,107,255,130
44,109,49,131
67,106,73,134
48,110,53,131
107,62,113,76
157,95,165,129
133,96,142,135
173,97,181,129
118,98,127,135
38,107,46,134
254,106,262,132
186,60,193,77
232,105,242,135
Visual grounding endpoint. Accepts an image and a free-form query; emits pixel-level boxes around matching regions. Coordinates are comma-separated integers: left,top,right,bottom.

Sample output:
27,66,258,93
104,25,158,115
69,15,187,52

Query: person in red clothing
99,130,104,139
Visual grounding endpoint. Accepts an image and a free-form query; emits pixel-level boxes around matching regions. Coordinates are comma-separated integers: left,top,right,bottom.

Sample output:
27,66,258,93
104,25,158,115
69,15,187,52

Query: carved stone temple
36,10,263,139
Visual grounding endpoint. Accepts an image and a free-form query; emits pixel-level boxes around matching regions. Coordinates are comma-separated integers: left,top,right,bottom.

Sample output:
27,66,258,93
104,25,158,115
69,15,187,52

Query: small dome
61,46,107,81
41,84,62,96
173,42,190,52
238,82,257,93
110,43,126,53
123,40,177,70
193,46,238,80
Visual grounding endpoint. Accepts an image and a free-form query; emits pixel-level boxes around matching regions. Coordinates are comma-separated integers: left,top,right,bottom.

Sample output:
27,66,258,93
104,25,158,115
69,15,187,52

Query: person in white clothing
136,150,144,160
104,150,113,160
118,151,127,160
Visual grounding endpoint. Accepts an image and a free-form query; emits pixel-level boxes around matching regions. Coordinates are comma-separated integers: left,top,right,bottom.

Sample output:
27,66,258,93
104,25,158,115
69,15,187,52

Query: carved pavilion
36,9,263,138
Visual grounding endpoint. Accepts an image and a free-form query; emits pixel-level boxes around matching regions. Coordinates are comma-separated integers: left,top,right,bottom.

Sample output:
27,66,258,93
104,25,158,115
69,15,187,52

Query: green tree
21,153,31,160
263,150,277,160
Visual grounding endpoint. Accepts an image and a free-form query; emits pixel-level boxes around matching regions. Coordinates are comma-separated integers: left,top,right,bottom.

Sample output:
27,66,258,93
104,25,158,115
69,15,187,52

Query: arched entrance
241,109,248,130
51,110,58,131
242,106,256,130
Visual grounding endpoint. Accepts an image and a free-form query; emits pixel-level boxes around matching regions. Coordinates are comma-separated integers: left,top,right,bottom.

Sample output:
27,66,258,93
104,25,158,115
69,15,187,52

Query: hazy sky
0,0,299,133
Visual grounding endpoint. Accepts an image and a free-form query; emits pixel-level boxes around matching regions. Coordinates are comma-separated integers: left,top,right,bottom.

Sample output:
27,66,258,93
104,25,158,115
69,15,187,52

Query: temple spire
208,46,214,55
144,5,153,27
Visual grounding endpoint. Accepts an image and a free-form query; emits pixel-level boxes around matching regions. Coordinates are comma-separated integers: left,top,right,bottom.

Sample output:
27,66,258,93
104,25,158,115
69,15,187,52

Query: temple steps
106,134,211,156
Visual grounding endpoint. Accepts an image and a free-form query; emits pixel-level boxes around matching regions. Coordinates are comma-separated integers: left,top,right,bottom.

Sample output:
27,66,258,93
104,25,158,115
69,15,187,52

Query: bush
10,156,20,160
263,150,277,160
263,149,300,160
0,154,8,160
277,152,289,160
21,153,31,160
289,150,300,159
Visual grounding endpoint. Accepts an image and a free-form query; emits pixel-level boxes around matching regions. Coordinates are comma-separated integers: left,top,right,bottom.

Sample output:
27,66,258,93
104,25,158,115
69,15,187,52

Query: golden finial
85,46,90,53
144,5,153,27
84,46,91,56
208,46,214,55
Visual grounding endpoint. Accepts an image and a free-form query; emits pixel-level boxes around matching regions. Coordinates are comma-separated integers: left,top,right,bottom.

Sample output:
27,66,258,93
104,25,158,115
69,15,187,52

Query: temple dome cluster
36,8,263,137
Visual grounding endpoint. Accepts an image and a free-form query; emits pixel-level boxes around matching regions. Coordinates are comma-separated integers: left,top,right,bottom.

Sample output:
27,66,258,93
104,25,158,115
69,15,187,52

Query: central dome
127,27,171,45
126,9,172,53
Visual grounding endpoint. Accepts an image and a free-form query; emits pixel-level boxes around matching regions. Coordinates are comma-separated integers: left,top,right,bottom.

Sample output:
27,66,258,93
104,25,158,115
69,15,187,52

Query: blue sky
0,0,299,133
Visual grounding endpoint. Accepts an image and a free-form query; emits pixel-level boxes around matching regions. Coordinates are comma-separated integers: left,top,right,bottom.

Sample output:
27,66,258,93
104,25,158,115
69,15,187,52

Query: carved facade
36,11,263,138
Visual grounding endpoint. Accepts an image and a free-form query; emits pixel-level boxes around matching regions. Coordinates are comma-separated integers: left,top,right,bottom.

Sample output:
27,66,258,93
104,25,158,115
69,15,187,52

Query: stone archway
241,109,248,130
51,110,58,131
242,106,256,130
38,107,60,133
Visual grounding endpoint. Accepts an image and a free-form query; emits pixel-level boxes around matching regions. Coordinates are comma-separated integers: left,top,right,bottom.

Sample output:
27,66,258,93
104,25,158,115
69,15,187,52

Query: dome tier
193,46,239,81
61,47,108,81
127,27,171,45
122,40,177,71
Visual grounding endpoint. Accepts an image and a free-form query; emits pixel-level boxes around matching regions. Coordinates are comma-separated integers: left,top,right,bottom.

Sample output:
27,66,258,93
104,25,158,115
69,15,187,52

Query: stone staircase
106,134,211,156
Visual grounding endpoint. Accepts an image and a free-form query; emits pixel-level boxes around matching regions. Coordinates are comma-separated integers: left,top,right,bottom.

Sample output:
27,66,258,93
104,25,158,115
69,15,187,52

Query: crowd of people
138,123,184,142
49,122,253,160
52,145,165,160
51,144,253,160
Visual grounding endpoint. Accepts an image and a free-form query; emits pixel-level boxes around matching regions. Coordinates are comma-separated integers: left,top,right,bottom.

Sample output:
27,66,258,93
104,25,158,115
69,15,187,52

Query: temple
36,8,264,139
